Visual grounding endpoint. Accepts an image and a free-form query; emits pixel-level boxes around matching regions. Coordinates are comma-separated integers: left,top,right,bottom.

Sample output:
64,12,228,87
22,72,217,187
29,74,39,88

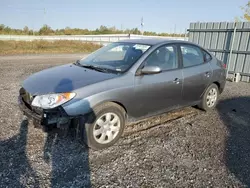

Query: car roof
119,38,193,46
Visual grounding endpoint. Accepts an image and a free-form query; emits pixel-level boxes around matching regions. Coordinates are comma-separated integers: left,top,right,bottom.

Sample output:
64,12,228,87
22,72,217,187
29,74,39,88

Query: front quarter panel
62,72,135,117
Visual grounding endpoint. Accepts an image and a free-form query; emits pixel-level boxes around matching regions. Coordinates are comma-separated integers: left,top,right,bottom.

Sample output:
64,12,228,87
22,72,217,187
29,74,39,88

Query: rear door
133,44,183,117
179,44,212,105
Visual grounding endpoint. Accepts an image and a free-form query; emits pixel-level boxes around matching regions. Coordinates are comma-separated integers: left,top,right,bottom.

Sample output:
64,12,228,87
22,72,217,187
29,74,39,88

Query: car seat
157,48,175,70
124,47,143,65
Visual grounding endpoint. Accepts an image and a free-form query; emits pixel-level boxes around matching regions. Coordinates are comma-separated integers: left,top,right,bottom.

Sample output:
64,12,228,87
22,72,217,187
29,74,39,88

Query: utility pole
184,28,187,40
141,17,144,36
174,24,176,37
44,8,46,25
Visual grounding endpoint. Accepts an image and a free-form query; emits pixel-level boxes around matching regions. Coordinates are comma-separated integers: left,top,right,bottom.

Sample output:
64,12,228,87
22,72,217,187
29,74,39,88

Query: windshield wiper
74,60,83,67
80,64,114,73
74,61,120,73
74,61,100,70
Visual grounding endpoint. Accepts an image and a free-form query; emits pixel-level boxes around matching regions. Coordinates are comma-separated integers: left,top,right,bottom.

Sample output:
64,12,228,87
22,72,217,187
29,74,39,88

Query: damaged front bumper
18,95,72,131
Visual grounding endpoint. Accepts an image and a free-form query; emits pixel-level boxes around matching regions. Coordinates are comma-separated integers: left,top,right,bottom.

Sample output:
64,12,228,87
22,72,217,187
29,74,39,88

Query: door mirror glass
141,65,161,75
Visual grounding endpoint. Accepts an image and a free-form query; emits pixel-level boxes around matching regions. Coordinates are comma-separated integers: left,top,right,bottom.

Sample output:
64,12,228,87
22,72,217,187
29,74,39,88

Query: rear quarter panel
209,58,226,93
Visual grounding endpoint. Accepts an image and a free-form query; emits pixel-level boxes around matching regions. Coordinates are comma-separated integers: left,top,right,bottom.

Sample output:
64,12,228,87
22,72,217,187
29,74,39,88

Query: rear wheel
81,102,125,150
199,83,219,111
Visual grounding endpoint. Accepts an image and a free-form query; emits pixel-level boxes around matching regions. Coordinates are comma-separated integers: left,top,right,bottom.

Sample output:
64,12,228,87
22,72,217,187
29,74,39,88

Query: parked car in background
19,39,226,150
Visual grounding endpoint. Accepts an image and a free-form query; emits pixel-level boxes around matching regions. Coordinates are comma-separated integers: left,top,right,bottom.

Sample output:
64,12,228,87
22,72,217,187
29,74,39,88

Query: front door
133,44,183,118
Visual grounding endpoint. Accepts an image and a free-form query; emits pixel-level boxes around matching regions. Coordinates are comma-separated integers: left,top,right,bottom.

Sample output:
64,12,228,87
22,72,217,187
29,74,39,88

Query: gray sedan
19,39,226,149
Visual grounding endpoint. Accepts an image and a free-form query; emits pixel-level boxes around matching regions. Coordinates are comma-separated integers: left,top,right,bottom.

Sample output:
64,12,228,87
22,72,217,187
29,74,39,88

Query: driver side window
145,45,178,71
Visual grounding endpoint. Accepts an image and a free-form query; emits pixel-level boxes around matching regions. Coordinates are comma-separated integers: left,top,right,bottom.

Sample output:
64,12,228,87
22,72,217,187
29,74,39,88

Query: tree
99,25,108,32
0,24,5,31
130,28,141,35
28,30,34,35
38,24,54,35
64,26,71,35
23,26,29,34
4,26,11,33
237,1,250,21
0,24,184,36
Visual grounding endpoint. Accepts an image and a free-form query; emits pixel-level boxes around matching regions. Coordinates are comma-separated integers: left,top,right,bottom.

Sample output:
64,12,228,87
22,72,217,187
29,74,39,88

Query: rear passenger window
180,45,204,67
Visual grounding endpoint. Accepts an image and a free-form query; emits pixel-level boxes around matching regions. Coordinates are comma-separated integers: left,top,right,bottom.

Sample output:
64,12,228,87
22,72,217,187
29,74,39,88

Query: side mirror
140,66,161,75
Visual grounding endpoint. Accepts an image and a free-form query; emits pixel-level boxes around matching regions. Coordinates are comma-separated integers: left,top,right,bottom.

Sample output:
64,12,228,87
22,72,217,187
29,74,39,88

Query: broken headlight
31,93,76,109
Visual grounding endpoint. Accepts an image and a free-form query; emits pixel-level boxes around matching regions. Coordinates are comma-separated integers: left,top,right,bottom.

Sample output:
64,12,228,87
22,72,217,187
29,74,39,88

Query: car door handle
205,72,211,77
173,78,180,84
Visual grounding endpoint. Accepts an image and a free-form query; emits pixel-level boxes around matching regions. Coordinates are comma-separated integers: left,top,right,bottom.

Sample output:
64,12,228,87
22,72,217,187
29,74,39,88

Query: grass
0,40,102,55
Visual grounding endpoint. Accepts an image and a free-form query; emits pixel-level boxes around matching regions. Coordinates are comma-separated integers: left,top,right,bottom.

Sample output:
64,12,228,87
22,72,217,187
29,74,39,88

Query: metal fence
188,22,250,82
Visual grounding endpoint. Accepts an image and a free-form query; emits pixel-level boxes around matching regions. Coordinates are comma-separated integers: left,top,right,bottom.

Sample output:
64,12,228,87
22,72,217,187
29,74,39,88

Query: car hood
22,64,118,95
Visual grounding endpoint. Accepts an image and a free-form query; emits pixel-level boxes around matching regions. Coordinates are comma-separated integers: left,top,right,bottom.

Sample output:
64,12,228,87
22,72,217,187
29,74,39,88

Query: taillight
219,60,226,69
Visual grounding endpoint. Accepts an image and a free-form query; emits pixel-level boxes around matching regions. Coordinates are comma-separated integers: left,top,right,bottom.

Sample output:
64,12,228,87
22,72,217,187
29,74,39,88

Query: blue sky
0,0,247,33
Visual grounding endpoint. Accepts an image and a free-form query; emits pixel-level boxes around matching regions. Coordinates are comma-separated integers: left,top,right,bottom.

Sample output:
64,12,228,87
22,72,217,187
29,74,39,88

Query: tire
198,83,219,111
81,102,126,150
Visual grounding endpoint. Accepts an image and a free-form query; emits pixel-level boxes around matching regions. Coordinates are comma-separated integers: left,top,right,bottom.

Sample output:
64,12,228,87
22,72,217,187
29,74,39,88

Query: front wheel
81,102,126,150
199,83,219,111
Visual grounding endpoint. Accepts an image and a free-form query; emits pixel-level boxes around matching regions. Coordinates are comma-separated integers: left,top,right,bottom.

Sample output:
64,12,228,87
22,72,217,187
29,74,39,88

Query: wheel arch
110,101,127,113
213,81,222,93
90,100,128,117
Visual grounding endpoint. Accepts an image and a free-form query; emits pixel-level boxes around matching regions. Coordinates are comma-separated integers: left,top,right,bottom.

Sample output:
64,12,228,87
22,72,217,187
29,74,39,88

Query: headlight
31,93,76,109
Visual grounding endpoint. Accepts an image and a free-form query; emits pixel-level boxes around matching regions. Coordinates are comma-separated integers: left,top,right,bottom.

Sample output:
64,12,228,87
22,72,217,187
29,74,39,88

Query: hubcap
93,112,121,144
206,88,217,108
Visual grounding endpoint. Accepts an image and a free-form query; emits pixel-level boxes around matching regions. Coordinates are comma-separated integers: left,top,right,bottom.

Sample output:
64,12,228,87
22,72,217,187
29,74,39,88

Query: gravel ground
0,54,250,188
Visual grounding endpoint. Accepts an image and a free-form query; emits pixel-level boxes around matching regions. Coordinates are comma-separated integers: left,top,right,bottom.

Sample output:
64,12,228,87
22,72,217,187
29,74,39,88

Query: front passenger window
145,45,178,71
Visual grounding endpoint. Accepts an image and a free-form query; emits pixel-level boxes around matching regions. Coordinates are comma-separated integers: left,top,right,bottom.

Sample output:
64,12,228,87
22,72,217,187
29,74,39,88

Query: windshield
79,42,151,72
